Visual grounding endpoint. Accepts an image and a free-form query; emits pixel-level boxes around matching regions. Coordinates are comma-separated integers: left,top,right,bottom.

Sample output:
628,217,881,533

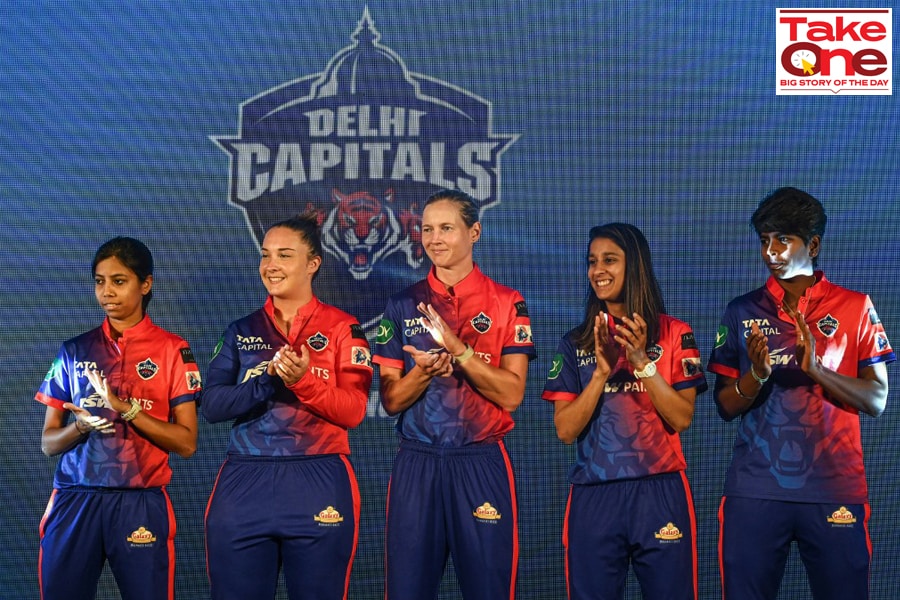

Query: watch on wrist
633,361,657,379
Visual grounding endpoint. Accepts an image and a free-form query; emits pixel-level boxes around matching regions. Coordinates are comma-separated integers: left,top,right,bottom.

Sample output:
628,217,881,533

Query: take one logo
776,8,892,95
213,8,518,332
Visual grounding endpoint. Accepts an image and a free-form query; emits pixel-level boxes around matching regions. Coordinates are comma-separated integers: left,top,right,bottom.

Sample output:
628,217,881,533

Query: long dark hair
92,237,154,311
573,223,666,351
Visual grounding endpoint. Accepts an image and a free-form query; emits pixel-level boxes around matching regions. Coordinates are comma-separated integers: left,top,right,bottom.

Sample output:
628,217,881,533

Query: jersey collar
765,270,829,316
426,263,486,298
101,315,154,342
264,295,321,343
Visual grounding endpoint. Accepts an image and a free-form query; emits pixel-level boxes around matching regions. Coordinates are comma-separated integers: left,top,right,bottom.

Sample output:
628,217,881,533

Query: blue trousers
205,453,359,600
719,496,871,600
39,486,176,600
384,439,519,600
564,471,698,600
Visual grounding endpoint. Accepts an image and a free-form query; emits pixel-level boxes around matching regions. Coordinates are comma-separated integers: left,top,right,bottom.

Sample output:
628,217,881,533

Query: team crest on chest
470,312,492,334
307,332,329,351
646,344,663,362
816,314,839,337
136,358,159,380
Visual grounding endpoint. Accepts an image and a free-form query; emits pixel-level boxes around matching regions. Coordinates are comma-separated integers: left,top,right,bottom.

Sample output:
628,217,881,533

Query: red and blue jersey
373,265,536,446
201,296,372,456
708,272,895,504
35,317,201,489
543,313,707,484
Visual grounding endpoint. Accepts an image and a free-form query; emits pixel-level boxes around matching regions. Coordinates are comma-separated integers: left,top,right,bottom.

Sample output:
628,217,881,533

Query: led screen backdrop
1,2,897,598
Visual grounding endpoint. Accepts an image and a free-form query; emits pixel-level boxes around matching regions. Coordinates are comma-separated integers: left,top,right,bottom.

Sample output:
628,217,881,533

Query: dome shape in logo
312,8,418,102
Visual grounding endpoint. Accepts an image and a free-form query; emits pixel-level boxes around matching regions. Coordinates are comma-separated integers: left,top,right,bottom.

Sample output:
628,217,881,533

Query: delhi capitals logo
816,314,839,337
307,332,329,352
646,344,663,362
471,312,492,334
136,358,159,381
213,8,518,331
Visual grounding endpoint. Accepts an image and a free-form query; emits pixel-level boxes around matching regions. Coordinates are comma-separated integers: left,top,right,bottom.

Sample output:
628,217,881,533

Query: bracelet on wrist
734,378,754,401
120,400,142,422
454,344,475,365
750,365,769,385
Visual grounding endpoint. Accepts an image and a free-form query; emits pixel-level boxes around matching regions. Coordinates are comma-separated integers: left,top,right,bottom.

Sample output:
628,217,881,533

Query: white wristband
750,365,769,385
454,345,475,365
121,400,142,422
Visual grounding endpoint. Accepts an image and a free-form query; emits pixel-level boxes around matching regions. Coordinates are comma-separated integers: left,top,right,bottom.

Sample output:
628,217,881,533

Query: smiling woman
542,223,707,599
373,189,536,600
259,224,323,332
200,212,373,600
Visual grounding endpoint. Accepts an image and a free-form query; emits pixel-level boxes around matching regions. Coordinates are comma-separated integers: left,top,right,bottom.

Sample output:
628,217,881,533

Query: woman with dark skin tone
709,187,893,600
37,237,199,600
41,253,197,457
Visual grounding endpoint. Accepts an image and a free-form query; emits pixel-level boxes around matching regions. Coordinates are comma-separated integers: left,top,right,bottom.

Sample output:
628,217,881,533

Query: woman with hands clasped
373,189,536,600
36,237,201,600
542,223,707,600
202,213,372,600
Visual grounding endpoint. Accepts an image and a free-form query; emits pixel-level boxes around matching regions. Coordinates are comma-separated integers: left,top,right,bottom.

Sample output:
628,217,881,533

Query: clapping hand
85,369,130,413
270,344,309,386
63,402,114,435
